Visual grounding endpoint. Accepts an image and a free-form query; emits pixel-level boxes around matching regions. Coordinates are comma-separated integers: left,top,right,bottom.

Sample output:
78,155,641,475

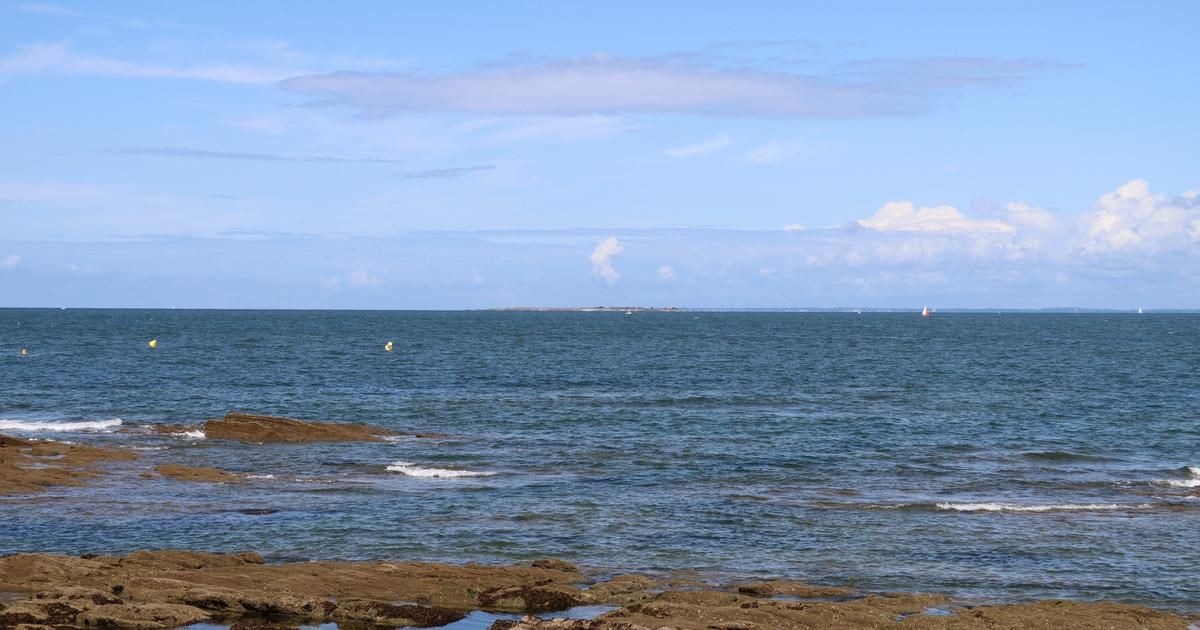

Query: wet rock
735,579,856,599
584,575,660,604
154,464,243,484
332,599,465,627
531,559,579,574
0,435,137,495
202,413,398,443
478,585,586,613
488,617,650,630
174,586,326,618
74,603,209,629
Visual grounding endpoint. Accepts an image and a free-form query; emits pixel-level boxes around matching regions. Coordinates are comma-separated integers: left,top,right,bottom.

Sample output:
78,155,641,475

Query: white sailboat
921,305,931,318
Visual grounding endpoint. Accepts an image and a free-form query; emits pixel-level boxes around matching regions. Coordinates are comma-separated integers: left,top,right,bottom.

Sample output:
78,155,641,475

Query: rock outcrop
201,412,398,443
0,434,137,495
153,464,243,484
0,551,1193,629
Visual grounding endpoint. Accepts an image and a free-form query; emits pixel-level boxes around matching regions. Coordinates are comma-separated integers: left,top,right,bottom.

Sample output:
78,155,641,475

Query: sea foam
386,462,496,478
0,418,123,432
936,502,1149,513
1151,465,1200,488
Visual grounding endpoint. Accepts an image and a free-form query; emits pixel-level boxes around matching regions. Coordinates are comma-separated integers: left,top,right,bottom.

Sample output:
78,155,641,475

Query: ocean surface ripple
1,310,1198,608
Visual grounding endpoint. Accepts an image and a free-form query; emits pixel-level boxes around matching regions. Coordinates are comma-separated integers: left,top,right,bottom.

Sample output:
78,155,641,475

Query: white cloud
321,269,381,290
589,237,623,286
857,201,1015,234
656,265,677,281
346,269,381,288
783,224,807,232
662,134,732,158
281,55,1061,118
1003,202,1057,231
1,255,20,269
1077,179,1200,254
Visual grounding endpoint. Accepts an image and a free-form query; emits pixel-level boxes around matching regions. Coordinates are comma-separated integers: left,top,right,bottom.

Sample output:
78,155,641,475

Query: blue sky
1,1,1198,308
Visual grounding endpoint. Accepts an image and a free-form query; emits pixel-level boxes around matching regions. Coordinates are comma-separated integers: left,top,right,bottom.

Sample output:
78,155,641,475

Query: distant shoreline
1,306,1198,313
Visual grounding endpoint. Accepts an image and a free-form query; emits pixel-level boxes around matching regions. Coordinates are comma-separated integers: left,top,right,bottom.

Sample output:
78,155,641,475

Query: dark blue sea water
1,310,1198,609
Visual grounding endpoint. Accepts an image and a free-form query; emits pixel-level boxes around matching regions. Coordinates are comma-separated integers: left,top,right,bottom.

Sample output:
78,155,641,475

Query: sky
1,1,1198,309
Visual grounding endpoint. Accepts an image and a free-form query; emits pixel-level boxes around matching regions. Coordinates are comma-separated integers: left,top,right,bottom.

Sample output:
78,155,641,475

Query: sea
1,309,1197,610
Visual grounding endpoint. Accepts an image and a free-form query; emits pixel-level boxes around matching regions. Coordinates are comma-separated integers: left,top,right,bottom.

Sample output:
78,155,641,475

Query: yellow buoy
384,341,394,352
148,339,158,348
19,347,28,356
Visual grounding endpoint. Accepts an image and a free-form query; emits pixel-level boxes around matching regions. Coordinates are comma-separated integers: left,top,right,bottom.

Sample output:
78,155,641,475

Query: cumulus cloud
1,254,20,269
1077,179,1200,254
281,54,1060,119
662,134,732,158
656,265,677,281
589,237,623,286
857,201,1016,234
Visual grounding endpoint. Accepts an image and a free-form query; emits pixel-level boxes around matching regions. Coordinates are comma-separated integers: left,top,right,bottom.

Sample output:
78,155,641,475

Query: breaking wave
0,418,123,432
386,462,496,478
935,502,1151,513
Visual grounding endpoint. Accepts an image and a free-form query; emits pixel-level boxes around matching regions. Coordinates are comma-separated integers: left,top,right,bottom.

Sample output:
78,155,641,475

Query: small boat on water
921,305,931,318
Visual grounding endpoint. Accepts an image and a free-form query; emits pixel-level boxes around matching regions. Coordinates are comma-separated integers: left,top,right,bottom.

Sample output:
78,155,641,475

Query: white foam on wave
936,502,1150,513
386,461,496,478
169,430,205,440
0,418,123,432
246,474,276,480
1150,465,1200,488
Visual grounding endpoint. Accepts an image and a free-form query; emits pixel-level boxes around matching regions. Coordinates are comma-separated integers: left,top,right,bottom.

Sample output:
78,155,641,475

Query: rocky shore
0,550,1194,629
2,418,1197,629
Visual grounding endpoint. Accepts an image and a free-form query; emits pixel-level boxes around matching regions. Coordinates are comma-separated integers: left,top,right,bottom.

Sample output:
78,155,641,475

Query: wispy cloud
397,164,495,179
281,54,1064,118
0,42,283,84
662,134,732,158
14,3,162,29
114,146,404,163
1,254,20,270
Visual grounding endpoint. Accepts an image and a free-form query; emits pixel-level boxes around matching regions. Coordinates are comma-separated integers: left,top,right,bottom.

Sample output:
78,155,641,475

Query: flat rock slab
0,434,137,495
154,464,243,484
201,412,397,443
0,551,1192,630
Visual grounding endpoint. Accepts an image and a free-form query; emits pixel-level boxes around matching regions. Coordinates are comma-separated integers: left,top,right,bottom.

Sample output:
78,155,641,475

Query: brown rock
75,603,210,629
735,579,856,599
154,464,243,484
531,559,580,573
0,551,1192,630
202,412,397,443
0,435,136,495
332,599,465,627
478,585,586,613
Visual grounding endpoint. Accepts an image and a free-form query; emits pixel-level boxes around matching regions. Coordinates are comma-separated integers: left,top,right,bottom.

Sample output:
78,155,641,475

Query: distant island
486,306,686,312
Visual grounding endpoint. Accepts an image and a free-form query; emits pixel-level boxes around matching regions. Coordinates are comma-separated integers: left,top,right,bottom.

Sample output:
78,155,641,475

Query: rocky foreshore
2,423,1197,629
0,550,1194,630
